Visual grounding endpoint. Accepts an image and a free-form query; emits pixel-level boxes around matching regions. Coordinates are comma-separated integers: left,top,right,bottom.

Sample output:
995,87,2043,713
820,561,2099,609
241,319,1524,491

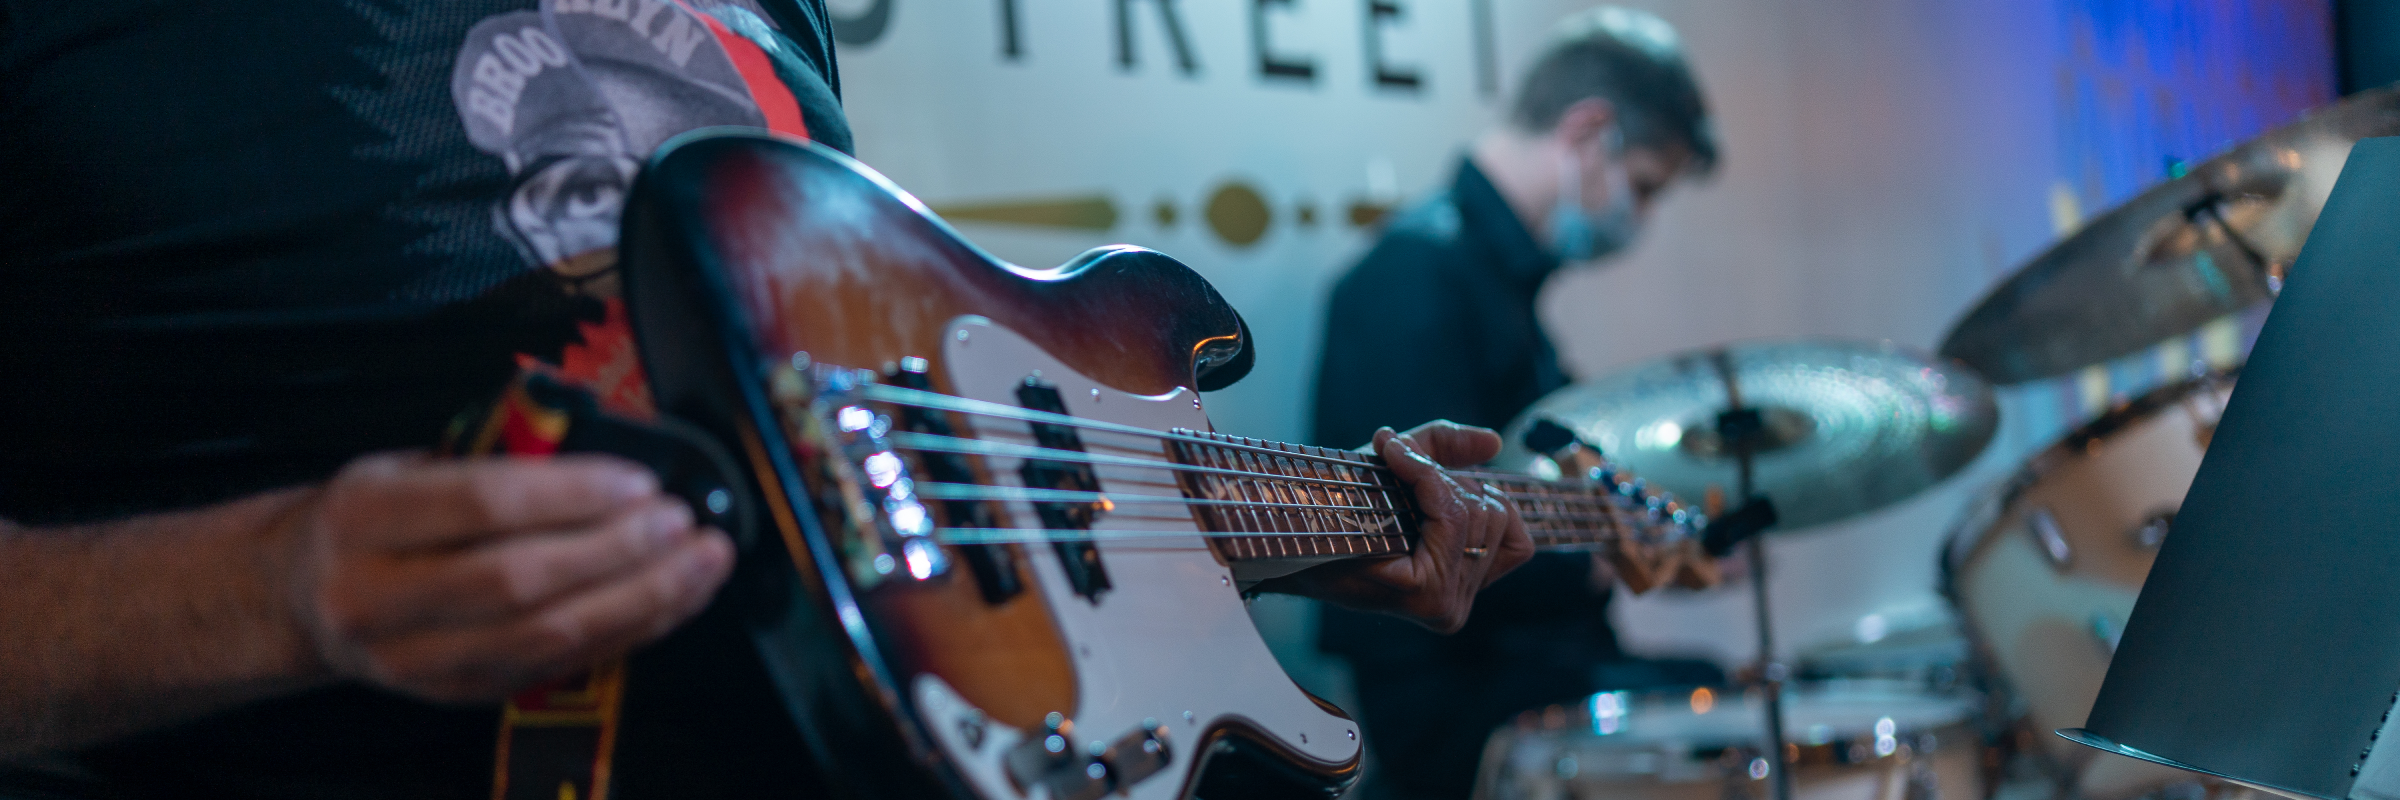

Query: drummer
1310,7,1724,800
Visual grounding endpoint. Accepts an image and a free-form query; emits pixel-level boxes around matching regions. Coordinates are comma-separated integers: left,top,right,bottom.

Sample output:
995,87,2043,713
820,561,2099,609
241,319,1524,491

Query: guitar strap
457,27,817,794
453,377,631,800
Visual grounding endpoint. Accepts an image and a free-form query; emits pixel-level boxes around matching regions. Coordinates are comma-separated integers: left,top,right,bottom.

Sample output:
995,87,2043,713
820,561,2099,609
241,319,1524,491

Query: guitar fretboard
1163,430,1414,561
1162,430,1666,563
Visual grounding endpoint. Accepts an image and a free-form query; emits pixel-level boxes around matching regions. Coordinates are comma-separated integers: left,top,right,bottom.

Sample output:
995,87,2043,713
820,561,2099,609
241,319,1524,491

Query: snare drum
1474,681,1983,800
1944,372,2235,800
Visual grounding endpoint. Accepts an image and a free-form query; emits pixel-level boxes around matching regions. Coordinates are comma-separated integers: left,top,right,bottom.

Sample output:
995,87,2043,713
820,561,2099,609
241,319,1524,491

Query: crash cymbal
1500,339,1998,531
1942,86,2400,385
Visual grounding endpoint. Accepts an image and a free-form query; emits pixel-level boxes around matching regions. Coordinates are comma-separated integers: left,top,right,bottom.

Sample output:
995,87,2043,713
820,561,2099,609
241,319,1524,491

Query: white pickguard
910,316,1361,800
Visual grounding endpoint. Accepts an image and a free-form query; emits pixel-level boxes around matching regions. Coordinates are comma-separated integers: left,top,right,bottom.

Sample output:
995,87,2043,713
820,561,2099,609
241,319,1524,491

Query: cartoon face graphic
503,152,643,274
450,2,770,288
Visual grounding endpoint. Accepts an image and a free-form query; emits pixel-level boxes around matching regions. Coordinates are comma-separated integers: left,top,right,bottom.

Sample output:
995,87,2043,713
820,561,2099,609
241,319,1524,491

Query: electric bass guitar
615,130,1727,800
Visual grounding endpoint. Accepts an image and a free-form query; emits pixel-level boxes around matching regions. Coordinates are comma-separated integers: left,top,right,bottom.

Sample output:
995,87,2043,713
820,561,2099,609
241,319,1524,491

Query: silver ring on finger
1462,546,1489,559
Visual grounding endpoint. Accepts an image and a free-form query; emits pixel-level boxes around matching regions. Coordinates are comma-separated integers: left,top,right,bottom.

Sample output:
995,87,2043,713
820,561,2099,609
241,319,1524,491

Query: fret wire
924,527,1629,545
936,527,1415,545
890,432,1384,490
1282,442,1335,554
1196,441,1244,557
1257,444,1296,552
1303,447,1354,555
1217,444,1259,559
1303,453,1344,555
1260,443,1308,555
1317,448,1371,555
911,482,1385,512
1224,443,1272,557
1293,446,1327,556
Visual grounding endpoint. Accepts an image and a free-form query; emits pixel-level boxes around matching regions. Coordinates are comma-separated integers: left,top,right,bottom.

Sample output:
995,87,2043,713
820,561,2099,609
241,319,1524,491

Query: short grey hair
1509,6,1718,171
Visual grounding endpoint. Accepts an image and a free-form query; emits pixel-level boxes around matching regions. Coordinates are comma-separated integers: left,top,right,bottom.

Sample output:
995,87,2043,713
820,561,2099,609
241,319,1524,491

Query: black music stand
2061,136,2400,800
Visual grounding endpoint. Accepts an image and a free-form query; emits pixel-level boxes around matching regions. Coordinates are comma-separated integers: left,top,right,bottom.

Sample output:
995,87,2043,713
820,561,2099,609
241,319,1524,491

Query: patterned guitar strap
449,374,631,800
449,369,749,800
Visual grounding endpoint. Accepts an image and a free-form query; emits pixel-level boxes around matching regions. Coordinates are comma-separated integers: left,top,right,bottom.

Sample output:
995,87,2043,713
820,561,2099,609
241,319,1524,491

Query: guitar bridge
770,359,950,589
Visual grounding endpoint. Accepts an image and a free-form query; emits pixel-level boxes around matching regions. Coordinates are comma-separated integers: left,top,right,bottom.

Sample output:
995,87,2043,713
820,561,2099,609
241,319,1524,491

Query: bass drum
1473,681,1983,800
1943,372,2234,800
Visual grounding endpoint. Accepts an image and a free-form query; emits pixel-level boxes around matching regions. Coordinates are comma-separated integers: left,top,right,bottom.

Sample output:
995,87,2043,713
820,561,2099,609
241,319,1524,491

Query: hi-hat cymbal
1942,86,2400,385
1500,339,1998,531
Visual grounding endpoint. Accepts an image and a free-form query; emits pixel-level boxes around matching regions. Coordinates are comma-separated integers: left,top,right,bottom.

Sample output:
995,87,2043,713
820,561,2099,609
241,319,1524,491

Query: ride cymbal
1501,339,1998,531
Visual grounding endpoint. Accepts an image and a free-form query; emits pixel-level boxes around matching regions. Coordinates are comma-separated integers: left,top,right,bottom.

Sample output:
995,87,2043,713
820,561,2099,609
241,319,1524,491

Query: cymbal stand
2195,195,2285,295
1711,350,1793,800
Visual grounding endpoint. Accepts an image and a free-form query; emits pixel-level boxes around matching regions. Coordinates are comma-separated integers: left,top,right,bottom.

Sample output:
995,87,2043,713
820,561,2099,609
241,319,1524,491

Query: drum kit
1471,86,2400,800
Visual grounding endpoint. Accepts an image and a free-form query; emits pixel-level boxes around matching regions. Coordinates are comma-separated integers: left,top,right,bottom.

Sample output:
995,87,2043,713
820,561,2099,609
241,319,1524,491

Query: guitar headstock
1520,421,1720,594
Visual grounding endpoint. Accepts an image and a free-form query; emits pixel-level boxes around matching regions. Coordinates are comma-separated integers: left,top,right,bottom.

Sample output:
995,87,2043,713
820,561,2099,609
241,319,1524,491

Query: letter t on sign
1000,0,1022,59
1254,0,1316,82
1364,0,1421,91
1117,0,1200,76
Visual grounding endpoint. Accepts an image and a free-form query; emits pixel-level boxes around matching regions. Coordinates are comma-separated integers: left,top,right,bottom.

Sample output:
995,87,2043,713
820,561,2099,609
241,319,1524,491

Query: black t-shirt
1,0,850,795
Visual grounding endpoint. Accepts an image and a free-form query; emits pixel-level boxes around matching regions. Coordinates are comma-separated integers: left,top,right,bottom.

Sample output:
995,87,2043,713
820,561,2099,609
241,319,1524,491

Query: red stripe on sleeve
697,14,810,140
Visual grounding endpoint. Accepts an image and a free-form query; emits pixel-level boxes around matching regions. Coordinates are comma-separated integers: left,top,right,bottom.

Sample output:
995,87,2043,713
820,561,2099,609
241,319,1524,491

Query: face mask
1549,128,1641,263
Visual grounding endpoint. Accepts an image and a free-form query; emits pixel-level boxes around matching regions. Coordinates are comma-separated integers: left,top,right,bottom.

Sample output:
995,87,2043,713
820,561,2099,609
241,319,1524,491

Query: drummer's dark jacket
0,0,848,796
1311,157,1630,800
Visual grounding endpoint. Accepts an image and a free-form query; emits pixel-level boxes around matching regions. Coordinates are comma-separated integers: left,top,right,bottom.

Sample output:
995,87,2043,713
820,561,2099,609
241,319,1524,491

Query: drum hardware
1498,340,1996,800
2089,614,2122,656
2131,512,2173,551
2028,508,2073,568
1474,682,1983,800
1709,347,1799,800
1941,87,2400,384
1794,622,1970,696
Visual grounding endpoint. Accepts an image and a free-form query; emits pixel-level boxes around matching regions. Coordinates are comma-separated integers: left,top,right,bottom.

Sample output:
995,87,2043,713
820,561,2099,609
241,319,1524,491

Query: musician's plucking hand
1258,421,1537,633
288,453,735,703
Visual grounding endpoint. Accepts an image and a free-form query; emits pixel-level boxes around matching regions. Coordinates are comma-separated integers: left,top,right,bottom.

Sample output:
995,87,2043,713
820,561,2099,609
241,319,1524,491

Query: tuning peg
1610,537,1665,594
1671,539,1724,589
1521,418,1585,457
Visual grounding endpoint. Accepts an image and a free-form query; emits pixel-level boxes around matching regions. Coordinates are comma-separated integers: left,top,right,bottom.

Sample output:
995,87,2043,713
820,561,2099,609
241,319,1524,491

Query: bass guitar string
913,481,1384,513
891,433,1650,524
861,384,1398,473
859,384,1673,510
930,527,1657,548
816,384,1696,548
889,431,1388,490
888,431,1644,513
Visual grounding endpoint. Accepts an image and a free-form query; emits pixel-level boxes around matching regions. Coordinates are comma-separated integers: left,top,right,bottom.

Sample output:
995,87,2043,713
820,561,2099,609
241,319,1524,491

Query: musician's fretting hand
1261,421,1536,633
285,453,734,701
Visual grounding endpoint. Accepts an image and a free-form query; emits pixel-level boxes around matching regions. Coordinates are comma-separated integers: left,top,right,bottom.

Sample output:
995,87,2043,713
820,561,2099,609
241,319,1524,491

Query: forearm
0,488,329,759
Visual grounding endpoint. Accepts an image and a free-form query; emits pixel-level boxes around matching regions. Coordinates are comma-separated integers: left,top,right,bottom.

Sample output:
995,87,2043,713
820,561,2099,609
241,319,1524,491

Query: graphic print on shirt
447,0,806,411
450,0,774,282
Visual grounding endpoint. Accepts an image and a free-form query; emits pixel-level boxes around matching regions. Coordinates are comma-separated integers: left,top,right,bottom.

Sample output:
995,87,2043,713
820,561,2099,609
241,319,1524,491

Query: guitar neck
1160,429,1671,564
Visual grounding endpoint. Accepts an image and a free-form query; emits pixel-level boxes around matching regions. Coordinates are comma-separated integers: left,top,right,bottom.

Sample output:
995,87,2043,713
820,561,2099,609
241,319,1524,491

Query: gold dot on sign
1153,199,1179,228
1204,181,1272,247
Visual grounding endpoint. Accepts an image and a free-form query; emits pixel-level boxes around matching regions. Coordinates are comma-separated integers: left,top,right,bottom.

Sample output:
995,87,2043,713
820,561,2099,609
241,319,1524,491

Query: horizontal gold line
931,195,1118,231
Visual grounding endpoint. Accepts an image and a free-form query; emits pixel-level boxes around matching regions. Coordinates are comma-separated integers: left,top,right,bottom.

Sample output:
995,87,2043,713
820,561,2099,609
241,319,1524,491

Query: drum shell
1475,683,1982,800
1943,374,2236,800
